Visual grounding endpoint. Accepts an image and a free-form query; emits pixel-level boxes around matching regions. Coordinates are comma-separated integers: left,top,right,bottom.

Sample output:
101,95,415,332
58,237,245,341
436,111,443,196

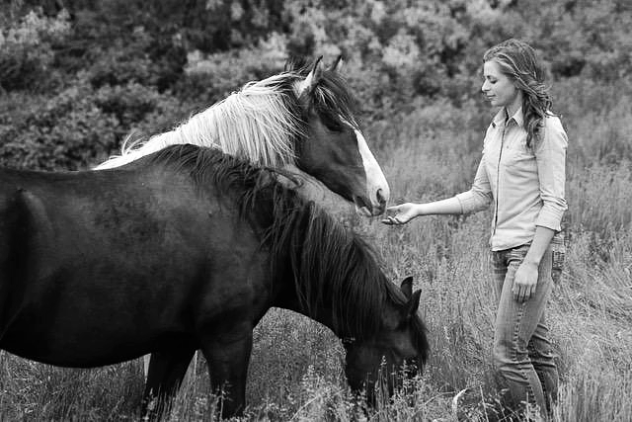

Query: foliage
1,1,632,421
0,75,182,170
2,0,632,169
0,7,71,91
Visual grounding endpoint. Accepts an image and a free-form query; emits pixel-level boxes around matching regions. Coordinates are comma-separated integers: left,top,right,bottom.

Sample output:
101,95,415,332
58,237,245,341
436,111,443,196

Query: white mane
96,73,301,170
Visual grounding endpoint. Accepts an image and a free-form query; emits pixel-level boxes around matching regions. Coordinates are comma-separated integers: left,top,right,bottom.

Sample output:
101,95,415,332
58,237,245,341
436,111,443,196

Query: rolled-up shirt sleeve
456,156,493,214
534,117,568,231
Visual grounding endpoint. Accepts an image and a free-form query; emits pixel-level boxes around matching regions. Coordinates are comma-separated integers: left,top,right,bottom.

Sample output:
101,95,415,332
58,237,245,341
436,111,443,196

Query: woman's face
481,59,522,113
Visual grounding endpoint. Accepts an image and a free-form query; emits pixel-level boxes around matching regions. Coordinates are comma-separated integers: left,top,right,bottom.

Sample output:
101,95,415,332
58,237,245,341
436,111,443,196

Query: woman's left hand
513,261,539,302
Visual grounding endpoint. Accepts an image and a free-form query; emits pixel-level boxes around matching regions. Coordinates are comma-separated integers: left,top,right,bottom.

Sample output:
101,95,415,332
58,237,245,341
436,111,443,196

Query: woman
383,39,567,417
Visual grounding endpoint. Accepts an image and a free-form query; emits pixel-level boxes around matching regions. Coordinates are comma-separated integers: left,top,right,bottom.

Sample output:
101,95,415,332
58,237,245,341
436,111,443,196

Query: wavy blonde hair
484,39,553,148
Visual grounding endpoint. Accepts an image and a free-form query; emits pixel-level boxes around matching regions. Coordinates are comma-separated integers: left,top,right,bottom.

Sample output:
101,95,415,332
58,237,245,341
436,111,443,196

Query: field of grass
1,78,631,421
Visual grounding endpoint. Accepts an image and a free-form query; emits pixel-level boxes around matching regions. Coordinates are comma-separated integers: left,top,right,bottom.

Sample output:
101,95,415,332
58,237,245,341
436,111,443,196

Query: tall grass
1,80,631,421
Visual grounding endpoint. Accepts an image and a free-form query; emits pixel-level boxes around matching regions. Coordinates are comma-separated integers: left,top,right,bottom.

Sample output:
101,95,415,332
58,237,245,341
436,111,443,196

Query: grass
1,79,632,421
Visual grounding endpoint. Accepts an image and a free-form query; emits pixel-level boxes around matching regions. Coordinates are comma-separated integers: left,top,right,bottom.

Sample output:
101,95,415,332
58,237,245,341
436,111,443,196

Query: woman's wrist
415,203,427,217
522,257,540,267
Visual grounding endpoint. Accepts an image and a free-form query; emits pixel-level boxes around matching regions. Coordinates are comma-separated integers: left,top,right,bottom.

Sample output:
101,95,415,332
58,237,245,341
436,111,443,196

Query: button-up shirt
455,107,568,251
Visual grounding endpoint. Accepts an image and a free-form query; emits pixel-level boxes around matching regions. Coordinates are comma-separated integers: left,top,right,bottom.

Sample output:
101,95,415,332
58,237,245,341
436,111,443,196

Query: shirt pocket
502,143,537,178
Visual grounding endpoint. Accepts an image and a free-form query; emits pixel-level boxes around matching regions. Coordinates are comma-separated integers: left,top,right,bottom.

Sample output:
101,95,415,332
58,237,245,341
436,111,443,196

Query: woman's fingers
513,284,537,302
381,216,401,225
382,206,401,225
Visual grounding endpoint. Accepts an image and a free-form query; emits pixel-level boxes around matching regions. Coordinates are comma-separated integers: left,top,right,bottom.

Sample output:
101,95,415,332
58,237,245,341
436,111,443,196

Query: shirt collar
491,107,524,128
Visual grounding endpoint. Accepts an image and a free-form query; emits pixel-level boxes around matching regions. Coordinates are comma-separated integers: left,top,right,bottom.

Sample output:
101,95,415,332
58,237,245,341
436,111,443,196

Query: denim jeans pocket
493,243,531,268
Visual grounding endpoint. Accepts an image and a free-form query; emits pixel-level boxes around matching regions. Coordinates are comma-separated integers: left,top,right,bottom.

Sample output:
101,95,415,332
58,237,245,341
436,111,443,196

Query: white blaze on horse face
354,128,390,215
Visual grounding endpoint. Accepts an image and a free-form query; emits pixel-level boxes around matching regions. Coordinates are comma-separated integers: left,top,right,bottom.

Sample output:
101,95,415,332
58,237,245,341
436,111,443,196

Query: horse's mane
96,59,359,170
143,144,426,351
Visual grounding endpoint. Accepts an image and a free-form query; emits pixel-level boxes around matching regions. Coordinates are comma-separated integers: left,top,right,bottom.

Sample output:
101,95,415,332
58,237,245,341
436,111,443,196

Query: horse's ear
400,277,420,320
329,55,343,72
407,289,422,319
296,56,324,97
400,276,414,299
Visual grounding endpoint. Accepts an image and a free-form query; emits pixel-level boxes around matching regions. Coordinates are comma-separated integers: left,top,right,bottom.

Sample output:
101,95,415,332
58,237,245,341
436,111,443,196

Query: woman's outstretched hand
381,203,418,225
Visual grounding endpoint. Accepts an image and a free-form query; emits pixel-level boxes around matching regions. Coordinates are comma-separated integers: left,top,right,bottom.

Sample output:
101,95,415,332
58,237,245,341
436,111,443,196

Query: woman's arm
534,116,568,230
514,116,568,302
382,197,463,225
383,156,493,225
512,225,555,302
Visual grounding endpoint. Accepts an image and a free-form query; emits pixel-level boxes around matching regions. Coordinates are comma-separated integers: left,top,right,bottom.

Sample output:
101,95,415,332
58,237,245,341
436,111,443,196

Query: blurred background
1,1,631,421
2,0,631,171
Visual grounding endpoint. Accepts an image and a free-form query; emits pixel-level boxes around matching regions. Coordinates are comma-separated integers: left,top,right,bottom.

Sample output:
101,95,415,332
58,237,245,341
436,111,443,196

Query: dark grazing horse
96,56,390,217
0,145,428,419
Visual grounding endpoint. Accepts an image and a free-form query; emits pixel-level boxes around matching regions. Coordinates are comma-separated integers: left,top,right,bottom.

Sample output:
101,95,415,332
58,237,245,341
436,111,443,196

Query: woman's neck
505,92,523,120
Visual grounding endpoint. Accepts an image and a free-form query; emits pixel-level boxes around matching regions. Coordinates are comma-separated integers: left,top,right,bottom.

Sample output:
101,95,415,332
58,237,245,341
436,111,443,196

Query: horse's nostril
376,188,386,205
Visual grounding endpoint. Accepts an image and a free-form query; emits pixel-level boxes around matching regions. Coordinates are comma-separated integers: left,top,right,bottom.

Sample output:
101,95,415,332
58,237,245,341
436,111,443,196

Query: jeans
492,244,558,415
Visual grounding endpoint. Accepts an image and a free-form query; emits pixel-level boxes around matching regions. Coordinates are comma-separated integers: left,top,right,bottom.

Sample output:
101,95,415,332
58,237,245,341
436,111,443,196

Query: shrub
0,8,71,92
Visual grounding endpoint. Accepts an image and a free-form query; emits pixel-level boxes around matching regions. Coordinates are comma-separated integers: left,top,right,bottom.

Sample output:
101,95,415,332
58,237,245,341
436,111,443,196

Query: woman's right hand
381,203,420,225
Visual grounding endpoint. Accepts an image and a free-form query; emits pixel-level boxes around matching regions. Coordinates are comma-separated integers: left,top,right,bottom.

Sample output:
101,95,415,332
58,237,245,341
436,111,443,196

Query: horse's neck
274,165,356,218
274,274,377,341
276,296,345,338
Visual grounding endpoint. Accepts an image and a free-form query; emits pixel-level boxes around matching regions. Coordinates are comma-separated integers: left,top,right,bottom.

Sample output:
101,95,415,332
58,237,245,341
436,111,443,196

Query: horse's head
342,277,428,404
289,57,390,217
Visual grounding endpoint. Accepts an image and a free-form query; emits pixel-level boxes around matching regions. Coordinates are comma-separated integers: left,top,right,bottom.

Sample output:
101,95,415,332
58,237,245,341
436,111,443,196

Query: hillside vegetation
1,1,631,421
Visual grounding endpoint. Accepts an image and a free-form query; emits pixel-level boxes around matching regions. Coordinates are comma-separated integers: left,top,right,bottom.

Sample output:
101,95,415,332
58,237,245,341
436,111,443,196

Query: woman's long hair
484,39,552,148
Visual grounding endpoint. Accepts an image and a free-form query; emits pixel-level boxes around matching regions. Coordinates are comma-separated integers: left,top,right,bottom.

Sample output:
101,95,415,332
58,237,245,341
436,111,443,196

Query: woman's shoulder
540,112,568,148
543,111,564,129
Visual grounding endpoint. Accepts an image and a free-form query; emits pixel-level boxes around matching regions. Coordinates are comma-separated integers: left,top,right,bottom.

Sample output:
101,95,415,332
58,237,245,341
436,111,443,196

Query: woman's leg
528,312,559,412
492,245,557,415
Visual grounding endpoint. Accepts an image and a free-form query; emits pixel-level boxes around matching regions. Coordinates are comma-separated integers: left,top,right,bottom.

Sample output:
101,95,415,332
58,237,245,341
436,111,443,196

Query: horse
96,56,392,388
0,144,428,419
96,56,390,217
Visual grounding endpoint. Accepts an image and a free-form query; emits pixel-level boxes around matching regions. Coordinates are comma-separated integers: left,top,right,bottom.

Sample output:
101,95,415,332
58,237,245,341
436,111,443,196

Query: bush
0,75,182,170
0,8,71,92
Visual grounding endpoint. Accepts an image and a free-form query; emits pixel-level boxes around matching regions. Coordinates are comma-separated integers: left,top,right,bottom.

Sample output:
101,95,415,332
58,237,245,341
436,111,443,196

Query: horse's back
0,165,266,367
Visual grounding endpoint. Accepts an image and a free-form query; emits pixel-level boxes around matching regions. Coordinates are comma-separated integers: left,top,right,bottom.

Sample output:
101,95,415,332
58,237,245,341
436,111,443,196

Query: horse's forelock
311,71,358,128
284,57,358,126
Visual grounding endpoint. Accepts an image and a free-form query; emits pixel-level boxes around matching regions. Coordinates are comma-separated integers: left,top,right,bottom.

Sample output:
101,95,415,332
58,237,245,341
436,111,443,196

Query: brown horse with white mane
0,145,427,419
97,56,390,217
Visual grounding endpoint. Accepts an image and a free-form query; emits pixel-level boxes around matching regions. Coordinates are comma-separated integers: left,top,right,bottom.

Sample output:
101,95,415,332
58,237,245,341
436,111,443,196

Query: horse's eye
322,115,343,132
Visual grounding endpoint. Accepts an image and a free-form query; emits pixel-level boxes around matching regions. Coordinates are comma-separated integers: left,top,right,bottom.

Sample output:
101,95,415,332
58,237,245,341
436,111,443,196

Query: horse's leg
199,331,253,419
143,351,198,381
142,348,196,420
